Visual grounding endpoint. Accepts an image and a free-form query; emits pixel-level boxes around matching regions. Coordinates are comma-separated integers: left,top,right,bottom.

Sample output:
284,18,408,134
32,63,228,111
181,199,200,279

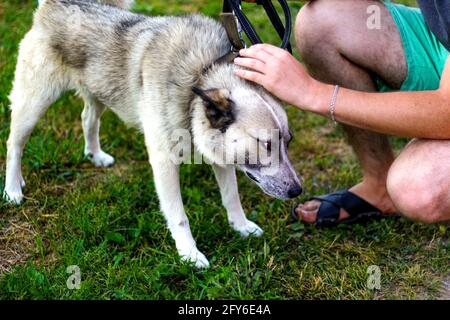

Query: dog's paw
3,189,24,205
86,151,115,168
232,220,264,238
180,248,210,269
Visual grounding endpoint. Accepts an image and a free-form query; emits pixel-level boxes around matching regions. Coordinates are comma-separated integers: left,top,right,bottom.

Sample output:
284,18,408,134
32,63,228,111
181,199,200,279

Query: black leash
203,0,293,73
223,0,292,53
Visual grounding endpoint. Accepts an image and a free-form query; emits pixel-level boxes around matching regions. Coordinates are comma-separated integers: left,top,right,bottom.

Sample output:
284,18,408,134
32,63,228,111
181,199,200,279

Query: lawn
0,0,448,300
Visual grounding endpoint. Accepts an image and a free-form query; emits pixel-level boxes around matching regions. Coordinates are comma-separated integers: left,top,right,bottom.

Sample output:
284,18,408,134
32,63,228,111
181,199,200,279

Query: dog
4,0,302,268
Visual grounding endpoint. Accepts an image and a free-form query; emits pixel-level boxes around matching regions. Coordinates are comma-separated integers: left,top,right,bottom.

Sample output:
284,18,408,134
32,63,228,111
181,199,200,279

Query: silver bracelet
329,85,340,125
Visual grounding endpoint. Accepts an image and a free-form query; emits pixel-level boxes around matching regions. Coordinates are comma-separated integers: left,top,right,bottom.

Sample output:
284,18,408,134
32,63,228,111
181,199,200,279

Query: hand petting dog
234,44,320,111
235,43,450,140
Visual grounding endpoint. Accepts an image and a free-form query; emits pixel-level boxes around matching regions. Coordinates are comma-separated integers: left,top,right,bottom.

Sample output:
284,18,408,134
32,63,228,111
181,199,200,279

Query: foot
179,247,210,269
3,188,24,205
294,182,397,223
231,219,264,237
86,150,115,168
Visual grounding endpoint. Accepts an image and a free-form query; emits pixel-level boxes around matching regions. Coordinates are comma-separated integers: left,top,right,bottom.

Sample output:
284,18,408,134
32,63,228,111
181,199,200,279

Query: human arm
235,44,450,139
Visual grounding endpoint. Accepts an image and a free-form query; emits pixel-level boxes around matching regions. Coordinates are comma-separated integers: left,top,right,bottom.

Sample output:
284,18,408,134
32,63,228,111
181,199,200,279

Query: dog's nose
287,185,303,199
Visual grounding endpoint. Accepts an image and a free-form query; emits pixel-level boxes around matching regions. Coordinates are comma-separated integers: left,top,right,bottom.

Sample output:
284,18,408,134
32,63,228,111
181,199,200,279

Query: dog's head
191,70,302,200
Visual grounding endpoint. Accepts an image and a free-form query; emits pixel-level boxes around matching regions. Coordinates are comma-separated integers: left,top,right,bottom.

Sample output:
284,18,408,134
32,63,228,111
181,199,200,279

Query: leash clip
220,12,246,52
222,0,293,53
204,0,292,74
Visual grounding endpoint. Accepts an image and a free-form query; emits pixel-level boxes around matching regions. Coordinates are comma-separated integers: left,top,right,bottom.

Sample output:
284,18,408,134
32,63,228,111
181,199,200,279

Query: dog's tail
37,0,134,10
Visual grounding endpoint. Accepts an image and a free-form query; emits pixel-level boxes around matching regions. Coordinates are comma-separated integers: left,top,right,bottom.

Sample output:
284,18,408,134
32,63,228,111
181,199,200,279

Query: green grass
0,0,448,300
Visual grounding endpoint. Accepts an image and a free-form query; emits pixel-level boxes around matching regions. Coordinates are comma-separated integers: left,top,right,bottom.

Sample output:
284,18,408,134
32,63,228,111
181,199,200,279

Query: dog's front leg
212,164,263,237
149,150,210,269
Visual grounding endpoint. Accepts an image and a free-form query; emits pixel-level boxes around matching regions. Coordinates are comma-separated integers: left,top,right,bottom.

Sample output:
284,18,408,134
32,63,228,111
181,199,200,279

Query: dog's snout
287,184,302,199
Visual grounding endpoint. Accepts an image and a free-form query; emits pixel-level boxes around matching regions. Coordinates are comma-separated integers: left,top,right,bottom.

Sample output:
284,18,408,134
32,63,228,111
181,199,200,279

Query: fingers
234,57,266,74
241,43,288,58
239,46,273,63
234,69,265,84
235,44,289,88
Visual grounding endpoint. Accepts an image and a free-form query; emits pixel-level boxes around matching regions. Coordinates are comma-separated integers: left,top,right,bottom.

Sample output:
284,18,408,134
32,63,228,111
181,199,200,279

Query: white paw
232,220,264,238
3,189,24,205
180,247,210,269
86,151,115,168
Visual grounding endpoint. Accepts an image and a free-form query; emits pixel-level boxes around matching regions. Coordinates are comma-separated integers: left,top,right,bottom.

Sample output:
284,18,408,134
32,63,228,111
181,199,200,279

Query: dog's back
29,0,230,126
36,1,139,68
38,0,134,10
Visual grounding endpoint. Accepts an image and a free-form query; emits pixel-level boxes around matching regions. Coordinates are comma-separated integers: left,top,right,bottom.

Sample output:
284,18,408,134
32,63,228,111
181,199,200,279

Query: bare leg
294,0,405,220
212,164,263,237
80,93,115,168
387,139,450,223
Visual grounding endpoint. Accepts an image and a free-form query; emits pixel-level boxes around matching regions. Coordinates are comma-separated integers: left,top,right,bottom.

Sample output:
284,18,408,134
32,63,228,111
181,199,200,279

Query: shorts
378,2,449,92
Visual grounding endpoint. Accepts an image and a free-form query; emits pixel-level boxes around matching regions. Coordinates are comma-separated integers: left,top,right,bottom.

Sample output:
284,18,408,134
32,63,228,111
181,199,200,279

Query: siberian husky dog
4,0,302,268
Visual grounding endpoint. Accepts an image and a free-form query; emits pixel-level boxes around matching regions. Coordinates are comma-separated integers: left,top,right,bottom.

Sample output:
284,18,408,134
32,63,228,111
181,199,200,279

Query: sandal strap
311,189,381,226
340,191,380,217
311,190,348,226
315,201,341,226
311,189,347,208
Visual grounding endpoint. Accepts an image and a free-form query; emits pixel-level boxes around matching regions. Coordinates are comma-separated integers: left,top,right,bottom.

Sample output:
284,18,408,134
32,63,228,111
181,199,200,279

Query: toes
295,207,317,223
87,151,115,168
233,220,264,238
294,199,324,223
302,200,321,211
295,203,350,223
294,202,318,221
97,155,115,168
3,190,24,205
180,248,210,269
193,253,210,269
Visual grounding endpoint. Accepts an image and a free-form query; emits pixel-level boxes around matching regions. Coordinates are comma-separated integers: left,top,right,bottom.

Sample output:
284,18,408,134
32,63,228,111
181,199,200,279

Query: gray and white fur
4,0,302,268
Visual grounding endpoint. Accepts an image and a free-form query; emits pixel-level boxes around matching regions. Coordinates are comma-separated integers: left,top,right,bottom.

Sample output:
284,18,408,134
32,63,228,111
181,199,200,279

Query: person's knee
387,170,445,224
295,1,338,62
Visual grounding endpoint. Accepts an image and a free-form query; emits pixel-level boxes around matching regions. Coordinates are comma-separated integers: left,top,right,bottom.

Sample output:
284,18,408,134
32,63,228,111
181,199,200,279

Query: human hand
234,44,323,112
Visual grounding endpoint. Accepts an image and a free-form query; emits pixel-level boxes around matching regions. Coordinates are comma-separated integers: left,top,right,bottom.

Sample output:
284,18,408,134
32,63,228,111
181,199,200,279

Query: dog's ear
192,87,235,133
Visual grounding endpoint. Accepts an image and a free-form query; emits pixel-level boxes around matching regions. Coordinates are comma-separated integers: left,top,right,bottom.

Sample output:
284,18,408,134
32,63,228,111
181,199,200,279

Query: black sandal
291,189,398,227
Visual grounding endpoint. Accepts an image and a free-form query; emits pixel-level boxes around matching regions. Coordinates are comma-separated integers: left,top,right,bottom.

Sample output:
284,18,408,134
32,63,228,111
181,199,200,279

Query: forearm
308,81,450,139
